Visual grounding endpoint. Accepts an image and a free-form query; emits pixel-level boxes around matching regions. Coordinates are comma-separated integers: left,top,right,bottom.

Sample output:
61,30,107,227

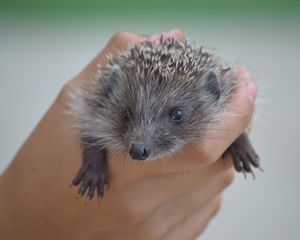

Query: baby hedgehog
70,38,261,201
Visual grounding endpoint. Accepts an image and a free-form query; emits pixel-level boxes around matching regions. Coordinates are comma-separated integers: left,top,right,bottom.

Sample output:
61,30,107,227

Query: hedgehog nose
129,144,150,160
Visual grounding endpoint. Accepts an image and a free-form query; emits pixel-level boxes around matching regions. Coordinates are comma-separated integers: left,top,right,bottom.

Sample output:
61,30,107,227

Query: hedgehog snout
129,143,151,160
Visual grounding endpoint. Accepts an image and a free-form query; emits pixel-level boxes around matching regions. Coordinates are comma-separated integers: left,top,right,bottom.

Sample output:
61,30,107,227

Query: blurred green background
1,0,300,13
0,1,300,240
1,0,300,23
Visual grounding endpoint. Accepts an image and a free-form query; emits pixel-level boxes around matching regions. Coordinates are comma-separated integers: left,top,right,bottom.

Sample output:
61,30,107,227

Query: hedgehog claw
227,132,261,178
71,148,109,202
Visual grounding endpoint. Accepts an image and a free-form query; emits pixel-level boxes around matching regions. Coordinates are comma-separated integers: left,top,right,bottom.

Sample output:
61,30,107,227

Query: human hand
0,30,257,240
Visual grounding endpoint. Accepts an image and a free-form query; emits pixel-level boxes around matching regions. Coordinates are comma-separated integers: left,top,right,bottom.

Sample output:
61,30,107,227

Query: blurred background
0,0,299,239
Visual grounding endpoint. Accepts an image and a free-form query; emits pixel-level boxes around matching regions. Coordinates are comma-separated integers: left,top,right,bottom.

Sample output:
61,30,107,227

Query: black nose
129,144,150,160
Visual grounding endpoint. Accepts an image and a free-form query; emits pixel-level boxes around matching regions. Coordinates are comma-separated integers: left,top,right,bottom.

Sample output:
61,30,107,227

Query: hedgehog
69,38,261,201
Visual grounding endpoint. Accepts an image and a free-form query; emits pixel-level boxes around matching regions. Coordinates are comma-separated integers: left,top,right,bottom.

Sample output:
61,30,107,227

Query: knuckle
137,224,162,240
237,94,255,128
242,104,254,127
212,197,222,217
172,28,184,37
57,83,72,103
191,141,227,165
187,142,218,166
220,168,235,188
200,149,220,165
117,203,147,226
110,31,131,44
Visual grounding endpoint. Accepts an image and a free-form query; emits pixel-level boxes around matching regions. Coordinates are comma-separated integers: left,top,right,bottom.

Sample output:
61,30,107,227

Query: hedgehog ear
200,69,221,99
105,66,120,96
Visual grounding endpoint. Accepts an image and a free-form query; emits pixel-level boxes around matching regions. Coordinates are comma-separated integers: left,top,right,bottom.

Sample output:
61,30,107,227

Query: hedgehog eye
170,109,183,123
123,109,131,121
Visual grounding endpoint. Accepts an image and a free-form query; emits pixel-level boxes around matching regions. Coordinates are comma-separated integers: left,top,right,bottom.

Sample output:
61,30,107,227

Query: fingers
136,163,230,239
96,194,223,240
110,158,233,235
162,195,222,240
131,158,233,209
149,29,185,45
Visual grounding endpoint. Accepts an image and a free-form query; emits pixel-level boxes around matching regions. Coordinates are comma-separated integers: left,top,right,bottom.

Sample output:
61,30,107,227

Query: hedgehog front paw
224,132,262,178
71,151,109,202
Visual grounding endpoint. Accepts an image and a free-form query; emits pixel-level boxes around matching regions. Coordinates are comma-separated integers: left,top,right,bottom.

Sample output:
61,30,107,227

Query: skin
0,30,257,240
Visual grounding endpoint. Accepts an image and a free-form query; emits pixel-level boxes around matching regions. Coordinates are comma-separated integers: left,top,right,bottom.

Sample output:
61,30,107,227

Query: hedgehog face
100,66,223,160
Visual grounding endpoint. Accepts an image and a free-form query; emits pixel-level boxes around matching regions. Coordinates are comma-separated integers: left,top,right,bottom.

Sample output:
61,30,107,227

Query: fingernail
235,67,258,103
246,80,258,103
149,33,162,45
235,67,251,81
164,29,181,39
149,29,181,45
